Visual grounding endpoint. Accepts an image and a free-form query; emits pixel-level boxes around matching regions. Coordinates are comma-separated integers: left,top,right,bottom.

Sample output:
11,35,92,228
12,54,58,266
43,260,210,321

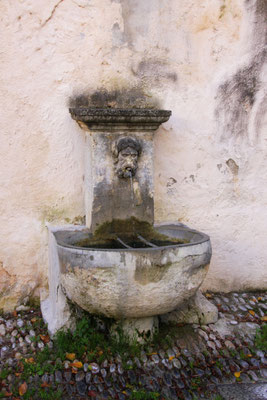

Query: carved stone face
113,137,141,179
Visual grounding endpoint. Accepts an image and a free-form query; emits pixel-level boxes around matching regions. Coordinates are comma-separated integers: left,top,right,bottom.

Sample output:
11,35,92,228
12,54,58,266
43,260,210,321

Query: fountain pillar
69,108,171,232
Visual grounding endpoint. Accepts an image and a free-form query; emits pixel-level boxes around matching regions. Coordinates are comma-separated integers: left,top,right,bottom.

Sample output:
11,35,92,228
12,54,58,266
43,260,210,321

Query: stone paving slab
215,382,267,400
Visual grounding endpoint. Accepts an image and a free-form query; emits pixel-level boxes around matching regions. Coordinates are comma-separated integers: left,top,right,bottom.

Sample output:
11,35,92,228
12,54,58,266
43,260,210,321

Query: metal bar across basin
116,237,133,249
137,234,157,248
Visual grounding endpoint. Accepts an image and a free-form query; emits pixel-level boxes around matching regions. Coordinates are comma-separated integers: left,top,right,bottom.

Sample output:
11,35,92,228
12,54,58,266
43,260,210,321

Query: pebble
198,329,209,341
85,372,91,384
118,364,123,374
151,354,160,364
172,358,181,369
55,370,62,383
260,369,267,379
15,352,22,360
90,362,99,374
249,371,259,383
75,371,85,382
225,340,235,350
25,335,32,344
249,358,260,368
0,324,6,336
77,381,87,396
110,363,116,373
17,319,24,328
63,371,72,382
101,368,107,378
207,341,216,350
230,320,238,325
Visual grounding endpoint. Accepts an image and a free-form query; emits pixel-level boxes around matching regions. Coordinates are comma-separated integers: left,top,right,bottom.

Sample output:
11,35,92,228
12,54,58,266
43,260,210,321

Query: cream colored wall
0,0,266,310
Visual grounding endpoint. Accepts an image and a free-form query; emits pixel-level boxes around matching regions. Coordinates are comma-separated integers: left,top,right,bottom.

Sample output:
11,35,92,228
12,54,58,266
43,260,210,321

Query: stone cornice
69,107,171,131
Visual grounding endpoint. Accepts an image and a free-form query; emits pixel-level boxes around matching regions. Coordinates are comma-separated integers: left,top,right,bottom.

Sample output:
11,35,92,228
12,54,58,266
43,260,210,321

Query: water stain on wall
215,0,266,142
226,158,239,176
131,58,178,86
69,87,161,109
215,49,265,140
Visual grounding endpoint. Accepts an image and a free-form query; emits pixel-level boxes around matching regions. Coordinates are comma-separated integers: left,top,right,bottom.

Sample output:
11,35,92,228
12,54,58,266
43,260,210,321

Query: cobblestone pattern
0,292,266,399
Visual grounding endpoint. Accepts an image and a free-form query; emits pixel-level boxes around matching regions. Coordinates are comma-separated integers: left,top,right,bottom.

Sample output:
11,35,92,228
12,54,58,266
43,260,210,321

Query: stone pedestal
41,225,81,335
113,316,159,342
160,290,218,326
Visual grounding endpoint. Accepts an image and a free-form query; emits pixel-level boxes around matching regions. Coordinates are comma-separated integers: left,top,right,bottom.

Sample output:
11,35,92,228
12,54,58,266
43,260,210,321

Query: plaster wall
0,0,266,310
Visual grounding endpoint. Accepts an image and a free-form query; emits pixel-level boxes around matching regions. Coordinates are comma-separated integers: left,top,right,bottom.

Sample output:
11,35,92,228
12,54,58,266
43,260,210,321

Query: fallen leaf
25,357,35,364
234,371,241,378
66,353,76,361
31,317,37,323
169,356,175,361
70,361,83,368
88,391,98,397
15,373,21,377
261,316,267,322
40,334,50,343
19,382,27,396
13,310,17,318
258,297,262,301
3,392,12,397
249,310,255,316
41,382,51,388
205,293,212,298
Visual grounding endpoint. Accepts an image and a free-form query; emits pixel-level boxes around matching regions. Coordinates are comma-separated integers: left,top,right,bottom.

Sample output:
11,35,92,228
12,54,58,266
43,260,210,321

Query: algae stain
40,206,85,226
75,217,188,249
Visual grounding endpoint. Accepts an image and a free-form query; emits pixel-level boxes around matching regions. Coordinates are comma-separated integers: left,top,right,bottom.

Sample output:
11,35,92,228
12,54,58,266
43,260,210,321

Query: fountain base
112,316,159,343
41,223,216,338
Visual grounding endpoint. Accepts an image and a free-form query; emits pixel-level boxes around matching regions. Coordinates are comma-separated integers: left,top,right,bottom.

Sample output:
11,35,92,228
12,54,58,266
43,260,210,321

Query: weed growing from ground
129,389,160,399
255,324,267,351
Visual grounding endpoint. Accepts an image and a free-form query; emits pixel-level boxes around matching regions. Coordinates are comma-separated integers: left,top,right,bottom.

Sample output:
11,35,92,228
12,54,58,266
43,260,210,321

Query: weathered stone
75,371,85,382
160,291,218,325
77,381,87,396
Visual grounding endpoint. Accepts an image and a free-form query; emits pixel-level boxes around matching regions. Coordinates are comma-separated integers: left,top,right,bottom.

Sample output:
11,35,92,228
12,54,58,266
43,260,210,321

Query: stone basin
55,224,211,319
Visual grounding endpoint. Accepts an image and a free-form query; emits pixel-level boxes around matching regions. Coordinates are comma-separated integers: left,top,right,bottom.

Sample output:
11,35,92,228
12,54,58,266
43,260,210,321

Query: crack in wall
41,0,65,27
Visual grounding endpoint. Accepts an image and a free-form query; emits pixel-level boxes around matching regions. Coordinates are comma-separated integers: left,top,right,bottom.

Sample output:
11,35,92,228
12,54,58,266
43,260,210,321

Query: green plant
53,315,142,363
255,324,267,351
130,389,160,400
0,368,9,380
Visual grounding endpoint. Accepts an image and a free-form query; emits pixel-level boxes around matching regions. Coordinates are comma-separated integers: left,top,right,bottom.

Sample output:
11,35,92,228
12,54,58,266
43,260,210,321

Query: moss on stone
76,217,188,248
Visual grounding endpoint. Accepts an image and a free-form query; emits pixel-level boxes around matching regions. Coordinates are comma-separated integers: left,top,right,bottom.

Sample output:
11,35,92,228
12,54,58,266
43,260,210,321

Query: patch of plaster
0,262,16,298
131,58,178,87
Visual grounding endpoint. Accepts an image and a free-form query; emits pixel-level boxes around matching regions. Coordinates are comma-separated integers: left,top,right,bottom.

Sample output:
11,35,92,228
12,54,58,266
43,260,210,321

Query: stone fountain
41,104,217,338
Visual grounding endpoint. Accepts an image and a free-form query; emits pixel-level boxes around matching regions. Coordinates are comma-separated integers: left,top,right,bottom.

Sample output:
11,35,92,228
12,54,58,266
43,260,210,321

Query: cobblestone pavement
0,291,266,399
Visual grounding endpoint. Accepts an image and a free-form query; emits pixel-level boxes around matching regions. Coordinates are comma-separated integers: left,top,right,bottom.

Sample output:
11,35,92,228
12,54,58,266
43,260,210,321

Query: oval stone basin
55,224,211,319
